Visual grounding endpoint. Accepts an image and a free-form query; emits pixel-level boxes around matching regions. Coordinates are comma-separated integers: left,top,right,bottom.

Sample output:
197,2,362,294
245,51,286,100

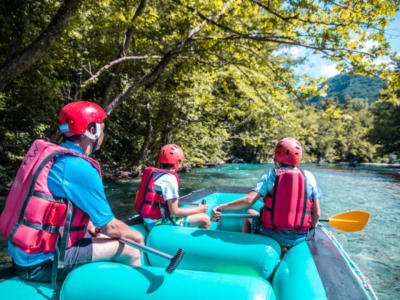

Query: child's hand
198,203,209,213
211,205,222,221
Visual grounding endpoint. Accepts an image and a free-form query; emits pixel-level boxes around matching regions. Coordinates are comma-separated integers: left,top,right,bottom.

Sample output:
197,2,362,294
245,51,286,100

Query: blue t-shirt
8,140,114,266
253,167,322,200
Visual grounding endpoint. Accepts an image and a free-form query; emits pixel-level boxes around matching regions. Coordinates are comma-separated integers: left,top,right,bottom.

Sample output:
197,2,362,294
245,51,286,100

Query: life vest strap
32,191,68,203
21,219,86,233
147,188,163,195
22,219,59,233
143,199,168,207
269,168,280,229
51,200,74,294
297,169,309,232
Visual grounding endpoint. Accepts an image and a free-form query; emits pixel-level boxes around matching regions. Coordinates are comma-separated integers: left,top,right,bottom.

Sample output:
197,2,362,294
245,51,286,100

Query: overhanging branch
104,0,234,114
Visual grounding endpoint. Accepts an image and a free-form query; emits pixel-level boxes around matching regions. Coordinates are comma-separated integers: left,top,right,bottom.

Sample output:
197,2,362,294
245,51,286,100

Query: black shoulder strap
51,199,74,294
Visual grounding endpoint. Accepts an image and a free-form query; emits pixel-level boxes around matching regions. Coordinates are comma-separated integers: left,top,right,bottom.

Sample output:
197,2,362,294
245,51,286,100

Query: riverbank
338,162,400,168
104,161,400,180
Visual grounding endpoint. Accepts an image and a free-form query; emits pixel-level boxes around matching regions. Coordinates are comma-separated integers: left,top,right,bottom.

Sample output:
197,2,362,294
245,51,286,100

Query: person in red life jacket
0,101,143,286
212,137,321,253
135,144,210,230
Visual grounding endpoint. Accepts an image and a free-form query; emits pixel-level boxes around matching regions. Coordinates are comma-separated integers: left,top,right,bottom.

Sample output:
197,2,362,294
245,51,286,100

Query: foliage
368,58,400,156
0,0,399,188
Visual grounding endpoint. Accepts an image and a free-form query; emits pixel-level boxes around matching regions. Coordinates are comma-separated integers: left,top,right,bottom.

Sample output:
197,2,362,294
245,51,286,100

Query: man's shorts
14,237,93,282
145,216,191,230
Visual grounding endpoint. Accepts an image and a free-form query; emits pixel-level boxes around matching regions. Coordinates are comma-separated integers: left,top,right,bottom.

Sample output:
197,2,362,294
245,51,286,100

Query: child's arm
211,191,261,218
312,199,321,227
168,198,209,217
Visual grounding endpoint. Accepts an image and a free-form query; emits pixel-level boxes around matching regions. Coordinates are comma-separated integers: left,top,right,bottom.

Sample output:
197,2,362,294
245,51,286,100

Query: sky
292,12,400,79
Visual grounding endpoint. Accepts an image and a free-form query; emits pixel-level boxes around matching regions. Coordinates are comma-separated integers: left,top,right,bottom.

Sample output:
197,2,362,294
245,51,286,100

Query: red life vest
134,167,180,220
0,139,102,254
260,168,313,233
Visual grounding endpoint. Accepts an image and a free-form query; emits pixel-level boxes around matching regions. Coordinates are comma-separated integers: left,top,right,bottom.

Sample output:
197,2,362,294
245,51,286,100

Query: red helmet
274,137,302,167
158,144,184,170
58,101,107,138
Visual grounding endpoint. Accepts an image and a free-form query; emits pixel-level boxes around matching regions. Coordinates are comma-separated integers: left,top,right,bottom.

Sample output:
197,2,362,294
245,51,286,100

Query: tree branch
80,55,162,88
104,0,234,115
102,0,148,106
0,0,83,91
178,0,375,58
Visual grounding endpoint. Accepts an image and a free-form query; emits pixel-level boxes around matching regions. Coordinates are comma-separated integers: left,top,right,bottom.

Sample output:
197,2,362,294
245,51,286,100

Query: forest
0,0,399,189
308,74,386,105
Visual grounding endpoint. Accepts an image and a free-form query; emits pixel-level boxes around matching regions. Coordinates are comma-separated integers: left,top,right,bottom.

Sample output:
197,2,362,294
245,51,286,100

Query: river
0,163,399,300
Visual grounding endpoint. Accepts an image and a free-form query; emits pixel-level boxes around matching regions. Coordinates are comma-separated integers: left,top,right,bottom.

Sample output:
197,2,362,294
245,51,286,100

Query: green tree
369,58,400,156
0,0,398,186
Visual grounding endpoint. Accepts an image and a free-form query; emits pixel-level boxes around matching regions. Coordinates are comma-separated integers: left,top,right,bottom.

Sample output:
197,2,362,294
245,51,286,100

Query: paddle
179,199,206,206
216,210,370,232
319,210,370,232
102,232,184,273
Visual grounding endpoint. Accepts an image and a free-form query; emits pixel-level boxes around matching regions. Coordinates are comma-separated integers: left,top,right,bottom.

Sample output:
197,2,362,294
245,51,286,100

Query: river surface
1,164,399,299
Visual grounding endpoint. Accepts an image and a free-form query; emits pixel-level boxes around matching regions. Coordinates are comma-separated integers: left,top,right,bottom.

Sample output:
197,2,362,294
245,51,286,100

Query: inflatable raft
0,186,377,300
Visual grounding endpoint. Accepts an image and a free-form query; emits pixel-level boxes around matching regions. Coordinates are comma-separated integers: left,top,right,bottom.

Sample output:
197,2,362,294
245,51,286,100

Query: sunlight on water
105,164,400,300
1,164,399,299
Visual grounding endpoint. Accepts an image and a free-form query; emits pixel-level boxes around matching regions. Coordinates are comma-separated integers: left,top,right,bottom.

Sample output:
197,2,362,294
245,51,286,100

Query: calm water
1,164,399,299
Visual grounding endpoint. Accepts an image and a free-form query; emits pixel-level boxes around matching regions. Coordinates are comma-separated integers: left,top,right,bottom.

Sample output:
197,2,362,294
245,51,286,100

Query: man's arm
101,218,144,245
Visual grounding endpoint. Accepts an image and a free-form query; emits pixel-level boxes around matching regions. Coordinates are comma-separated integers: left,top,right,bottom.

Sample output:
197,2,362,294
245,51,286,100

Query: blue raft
0,186,377,300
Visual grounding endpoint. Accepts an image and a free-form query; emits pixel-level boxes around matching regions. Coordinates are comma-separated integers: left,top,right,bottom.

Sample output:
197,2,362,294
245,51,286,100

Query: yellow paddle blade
327,211,370,232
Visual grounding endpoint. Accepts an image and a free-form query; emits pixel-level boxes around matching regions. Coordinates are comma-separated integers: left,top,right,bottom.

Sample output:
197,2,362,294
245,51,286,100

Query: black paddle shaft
104,234,185,273
179,199,206,206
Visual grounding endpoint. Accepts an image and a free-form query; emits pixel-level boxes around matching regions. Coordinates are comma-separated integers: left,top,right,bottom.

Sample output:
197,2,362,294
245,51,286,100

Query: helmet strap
83,123,101,140
91,139,99,155
83,123,101,155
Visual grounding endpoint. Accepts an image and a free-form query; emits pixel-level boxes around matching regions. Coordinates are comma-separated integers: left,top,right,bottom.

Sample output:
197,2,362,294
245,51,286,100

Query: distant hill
308,74,386,105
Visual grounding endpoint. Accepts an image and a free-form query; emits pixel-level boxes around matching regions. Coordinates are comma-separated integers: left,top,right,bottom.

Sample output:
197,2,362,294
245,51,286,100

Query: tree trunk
0,0,82,91
101,0,147,107
132,99,153,174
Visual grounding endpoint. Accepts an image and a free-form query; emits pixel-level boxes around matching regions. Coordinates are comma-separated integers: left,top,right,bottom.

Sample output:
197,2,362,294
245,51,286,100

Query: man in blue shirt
7,101,143,282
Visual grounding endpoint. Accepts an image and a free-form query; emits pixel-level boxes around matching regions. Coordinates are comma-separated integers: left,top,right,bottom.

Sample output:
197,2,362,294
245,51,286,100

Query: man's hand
102,218,144,245
87,220,101,237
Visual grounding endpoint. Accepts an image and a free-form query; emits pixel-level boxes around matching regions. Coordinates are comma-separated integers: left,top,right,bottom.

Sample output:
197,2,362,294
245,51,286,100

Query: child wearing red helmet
135,144,210,230
212,138,321,253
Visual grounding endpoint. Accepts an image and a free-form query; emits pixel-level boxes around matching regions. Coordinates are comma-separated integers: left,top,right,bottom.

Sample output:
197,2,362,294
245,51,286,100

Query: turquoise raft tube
0,186,378,300
60,263,275,300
